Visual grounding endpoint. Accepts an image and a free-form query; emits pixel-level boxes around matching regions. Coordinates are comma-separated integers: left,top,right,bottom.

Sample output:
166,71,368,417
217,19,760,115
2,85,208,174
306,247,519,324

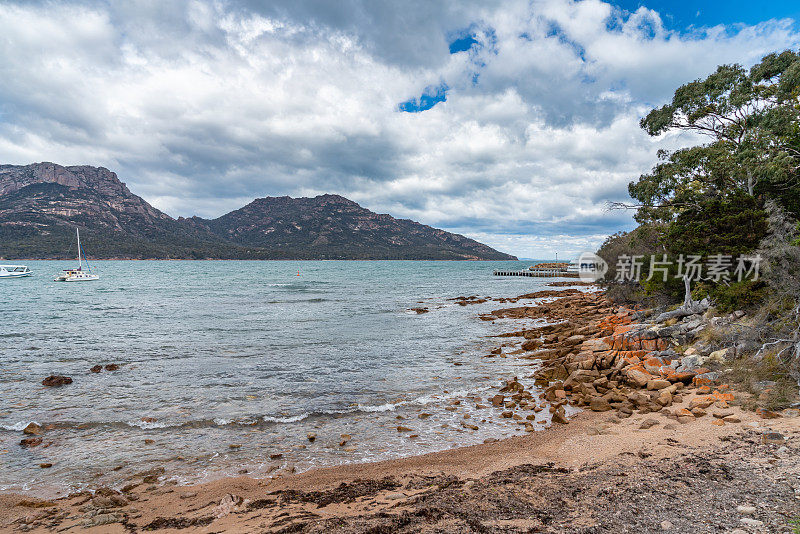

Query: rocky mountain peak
0,162,131,197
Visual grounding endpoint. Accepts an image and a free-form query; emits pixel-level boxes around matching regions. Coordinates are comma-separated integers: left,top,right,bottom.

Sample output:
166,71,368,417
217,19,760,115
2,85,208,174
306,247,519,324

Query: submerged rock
42,375,72,387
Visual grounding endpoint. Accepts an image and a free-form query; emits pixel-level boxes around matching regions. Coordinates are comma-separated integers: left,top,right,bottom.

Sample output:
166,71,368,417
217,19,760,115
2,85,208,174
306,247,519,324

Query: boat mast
76,228,82,270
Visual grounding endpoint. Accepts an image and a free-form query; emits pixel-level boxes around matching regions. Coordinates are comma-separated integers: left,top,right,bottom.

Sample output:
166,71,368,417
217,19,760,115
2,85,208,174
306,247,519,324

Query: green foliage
695,280,768,312
663,193,768,256
611,51,800,307
632,50,800,222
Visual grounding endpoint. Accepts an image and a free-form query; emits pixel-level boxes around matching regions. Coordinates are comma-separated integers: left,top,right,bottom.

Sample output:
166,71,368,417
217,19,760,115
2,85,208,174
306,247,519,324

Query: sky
0,1,799,259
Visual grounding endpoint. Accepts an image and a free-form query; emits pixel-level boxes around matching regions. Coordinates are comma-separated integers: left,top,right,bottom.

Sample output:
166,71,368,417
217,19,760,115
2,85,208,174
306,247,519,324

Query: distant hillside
0,163,517,260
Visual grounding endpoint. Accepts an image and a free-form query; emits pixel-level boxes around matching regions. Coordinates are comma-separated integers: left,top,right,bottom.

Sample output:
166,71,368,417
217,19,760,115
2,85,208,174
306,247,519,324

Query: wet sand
2,400,797,532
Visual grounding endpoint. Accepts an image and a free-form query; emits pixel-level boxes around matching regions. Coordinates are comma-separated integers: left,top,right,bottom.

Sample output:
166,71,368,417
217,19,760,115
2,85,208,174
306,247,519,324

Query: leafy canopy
629,50,800,223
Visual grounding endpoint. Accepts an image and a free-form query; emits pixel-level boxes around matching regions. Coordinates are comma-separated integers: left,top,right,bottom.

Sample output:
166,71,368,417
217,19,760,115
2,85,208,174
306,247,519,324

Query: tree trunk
653,276,710,322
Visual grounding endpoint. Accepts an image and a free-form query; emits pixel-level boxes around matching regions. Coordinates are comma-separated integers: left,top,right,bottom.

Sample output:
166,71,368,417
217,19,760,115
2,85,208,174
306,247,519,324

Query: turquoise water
0,260,570,496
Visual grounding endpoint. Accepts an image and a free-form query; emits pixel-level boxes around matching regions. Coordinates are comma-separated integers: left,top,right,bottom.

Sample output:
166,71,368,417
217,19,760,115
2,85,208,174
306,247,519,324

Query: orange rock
757,409,781,419
697,385,711,393
677,408,694,417
710,419,724,426
712,391,734,402
693,377,716,387
641,339,658,352
667,371,696,384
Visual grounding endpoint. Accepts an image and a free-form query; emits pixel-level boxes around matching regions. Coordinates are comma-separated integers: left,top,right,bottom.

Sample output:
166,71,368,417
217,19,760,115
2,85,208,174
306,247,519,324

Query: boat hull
55,275,99,282
0,272,33,279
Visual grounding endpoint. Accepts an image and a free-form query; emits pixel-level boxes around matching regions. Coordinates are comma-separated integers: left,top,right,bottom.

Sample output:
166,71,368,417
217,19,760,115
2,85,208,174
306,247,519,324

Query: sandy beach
2,391,797,532
2,286,799,533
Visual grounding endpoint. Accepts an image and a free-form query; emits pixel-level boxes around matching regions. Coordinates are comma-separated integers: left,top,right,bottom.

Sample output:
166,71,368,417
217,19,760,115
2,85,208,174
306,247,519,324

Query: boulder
626,368,652,388
490,395,505,407
551,408,569,424
646,379,671,390
657,390,673,407
22,423,42,435
581,338,612,352
589,397,612,412
706,348,729,364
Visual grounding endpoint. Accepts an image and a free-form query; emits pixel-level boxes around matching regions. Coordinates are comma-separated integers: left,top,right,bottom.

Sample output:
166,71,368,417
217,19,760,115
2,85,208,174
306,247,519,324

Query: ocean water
0,260,575,496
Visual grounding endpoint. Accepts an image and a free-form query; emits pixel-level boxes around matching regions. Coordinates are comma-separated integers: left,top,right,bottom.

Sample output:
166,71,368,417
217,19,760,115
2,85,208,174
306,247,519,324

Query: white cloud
0,0,798,257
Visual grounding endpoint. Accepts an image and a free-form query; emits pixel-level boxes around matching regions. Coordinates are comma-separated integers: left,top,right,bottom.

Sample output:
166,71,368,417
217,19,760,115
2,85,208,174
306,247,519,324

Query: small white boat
54,228,99,282
0,265,33,278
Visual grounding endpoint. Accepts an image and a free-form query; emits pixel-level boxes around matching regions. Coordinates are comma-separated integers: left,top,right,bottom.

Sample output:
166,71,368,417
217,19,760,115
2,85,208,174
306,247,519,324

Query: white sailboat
54,228,99,282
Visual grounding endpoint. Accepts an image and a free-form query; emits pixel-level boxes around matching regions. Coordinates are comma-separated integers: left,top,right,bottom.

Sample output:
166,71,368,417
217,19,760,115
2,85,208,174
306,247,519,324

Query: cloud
0,0,798,258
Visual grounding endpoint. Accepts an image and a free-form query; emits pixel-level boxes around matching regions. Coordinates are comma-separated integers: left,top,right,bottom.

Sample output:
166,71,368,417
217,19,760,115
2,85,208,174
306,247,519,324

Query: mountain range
0,163,516,260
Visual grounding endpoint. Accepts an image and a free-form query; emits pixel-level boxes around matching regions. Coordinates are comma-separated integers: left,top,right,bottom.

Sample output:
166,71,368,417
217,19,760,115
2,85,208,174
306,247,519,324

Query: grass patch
723,354,799,411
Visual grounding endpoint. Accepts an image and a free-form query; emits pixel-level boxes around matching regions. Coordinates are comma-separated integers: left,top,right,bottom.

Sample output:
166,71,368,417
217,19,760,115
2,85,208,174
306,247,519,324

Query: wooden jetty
493,269,578,278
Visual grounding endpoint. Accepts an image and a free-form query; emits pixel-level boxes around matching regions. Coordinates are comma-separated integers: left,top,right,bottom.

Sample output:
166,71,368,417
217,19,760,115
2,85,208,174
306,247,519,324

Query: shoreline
1,258,526,262
2,284,798,532
3,389,796,532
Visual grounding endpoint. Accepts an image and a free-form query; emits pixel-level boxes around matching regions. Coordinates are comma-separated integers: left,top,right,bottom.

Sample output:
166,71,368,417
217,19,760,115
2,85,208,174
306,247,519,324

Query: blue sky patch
610,1,800,31
449,34,478,54
398,83,449,112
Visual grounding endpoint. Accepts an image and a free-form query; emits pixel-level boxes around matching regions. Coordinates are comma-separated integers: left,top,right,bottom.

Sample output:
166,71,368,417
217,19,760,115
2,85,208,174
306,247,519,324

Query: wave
0,420,40,431
264,298,328,304
0,385,501,434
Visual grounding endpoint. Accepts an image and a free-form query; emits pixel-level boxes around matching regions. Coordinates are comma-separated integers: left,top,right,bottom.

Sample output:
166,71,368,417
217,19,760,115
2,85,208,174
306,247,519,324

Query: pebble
639,419,659,430
761,432,784,445
83,513,122,527
660,520,673,530
735,505,756,515
385,492,405,500
739,518,763,527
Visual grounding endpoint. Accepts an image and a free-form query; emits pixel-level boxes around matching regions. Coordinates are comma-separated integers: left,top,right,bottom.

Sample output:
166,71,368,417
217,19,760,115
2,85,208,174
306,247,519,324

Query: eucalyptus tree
628,50,800,223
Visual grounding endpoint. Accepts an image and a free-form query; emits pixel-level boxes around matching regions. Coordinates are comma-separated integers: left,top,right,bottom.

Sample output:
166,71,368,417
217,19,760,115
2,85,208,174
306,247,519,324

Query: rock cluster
495,291,749,426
